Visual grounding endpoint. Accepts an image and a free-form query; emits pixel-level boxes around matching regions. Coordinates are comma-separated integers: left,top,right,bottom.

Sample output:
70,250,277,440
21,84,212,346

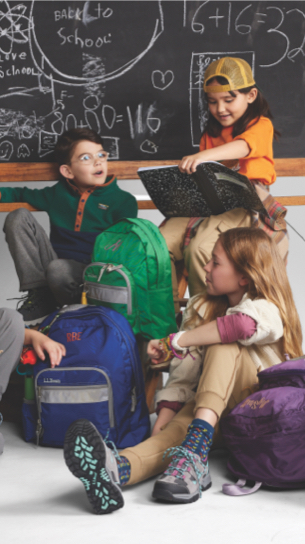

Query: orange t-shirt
199,116,276,186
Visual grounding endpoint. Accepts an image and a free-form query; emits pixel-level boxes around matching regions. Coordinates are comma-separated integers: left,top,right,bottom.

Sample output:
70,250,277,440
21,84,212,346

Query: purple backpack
220,357,305,496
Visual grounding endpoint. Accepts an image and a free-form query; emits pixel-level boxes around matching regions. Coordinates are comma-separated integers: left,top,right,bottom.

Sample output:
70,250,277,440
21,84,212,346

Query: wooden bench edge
0,158,305,181
1,195,305,213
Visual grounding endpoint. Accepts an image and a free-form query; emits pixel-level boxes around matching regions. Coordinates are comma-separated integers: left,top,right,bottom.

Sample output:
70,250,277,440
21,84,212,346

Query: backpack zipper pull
36,386,42,445
107,264,123,272
97,265,107,282
36,419,42,446
131,386,137,412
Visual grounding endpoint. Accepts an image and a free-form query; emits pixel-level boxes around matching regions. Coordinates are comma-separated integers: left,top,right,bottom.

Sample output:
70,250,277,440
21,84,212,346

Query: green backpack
83,218,177,340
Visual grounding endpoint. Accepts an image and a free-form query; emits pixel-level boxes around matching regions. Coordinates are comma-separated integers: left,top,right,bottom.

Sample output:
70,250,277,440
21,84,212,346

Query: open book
137,162,268,218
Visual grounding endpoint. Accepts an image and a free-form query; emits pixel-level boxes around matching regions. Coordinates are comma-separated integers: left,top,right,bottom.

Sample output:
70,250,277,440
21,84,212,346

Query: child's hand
147,339,167,365
151,407,177,436
179,152,205,174
25,329,66,368
34,336,66,368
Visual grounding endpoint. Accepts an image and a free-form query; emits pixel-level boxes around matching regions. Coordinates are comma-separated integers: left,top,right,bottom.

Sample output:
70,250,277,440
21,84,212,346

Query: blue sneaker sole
64,419,124,515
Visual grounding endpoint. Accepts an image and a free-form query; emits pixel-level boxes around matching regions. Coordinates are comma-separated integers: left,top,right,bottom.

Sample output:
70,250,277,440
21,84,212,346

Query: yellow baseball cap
203,57,255,93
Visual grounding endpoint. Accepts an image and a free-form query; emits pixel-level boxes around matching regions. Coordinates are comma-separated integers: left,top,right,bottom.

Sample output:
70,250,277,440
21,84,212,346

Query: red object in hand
20,346,37,365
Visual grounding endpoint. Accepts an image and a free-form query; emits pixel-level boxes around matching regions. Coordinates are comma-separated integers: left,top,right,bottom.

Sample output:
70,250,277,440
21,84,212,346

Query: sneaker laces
103,429,123,464
162,446,206,497
11,290,40,312
8,292,32,307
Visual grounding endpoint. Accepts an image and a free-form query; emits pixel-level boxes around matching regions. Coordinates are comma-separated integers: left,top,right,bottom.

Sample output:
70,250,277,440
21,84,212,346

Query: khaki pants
121,342,259,485
160,209,251,309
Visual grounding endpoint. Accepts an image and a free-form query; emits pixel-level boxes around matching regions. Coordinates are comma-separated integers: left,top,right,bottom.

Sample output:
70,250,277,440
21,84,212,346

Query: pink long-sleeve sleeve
217,313,257,344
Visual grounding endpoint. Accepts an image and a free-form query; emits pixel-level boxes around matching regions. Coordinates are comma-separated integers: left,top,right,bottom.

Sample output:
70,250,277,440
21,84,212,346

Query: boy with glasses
1,128,137,324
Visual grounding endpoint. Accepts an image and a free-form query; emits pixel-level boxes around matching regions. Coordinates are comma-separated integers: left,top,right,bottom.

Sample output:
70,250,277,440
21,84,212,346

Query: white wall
0,176,304,349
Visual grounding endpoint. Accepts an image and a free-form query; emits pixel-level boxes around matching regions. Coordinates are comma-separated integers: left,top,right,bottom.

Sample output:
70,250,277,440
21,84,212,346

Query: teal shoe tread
64,419,124,515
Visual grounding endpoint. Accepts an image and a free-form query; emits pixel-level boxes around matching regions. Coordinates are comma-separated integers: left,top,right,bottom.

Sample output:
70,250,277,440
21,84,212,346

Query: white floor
1,418,305,544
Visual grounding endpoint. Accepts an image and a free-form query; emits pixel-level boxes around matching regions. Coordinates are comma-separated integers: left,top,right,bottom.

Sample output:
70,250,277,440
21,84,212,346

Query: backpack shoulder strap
222,479,262,496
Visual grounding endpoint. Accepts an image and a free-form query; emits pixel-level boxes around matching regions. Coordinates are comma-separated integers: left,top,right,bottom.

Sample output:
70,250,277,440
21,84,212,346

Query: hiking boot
64,419,124,515
152,446,212,504
16,287,57,325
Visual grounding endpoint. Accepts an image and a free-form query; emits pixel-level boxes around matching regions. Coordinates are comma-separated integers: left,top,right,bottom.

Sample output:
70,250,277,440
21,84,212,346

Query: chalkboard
1,0,305,162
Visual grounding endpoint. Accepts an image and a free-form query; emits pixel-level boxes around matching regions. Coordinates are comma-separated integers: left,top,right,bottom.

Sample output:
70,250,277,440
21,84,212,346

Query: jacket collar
65,175,116,196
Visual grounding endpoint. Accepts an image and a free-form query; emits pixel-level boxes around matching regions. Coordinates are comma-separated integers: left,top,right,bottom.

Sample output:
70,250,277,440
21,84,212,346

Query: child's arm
178,320,221,348
179,139,250,174
0,185,54,212
24,328,66,368
147,320,221,364
148,313,258,363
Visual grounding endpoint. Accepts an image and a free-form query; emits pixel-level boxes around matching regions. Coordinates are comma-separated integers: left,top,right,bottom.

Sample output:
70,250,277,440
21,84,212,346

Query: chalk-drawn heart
140,139,158,154
0,140,13,161
152,70,174,90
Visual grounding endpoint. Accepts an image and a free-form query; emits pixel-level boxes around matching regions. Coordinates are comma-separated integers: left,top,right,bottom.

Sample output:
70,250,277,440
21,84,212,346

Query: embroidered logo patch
98,203,109,210
240,397,270,410
67,332,82,342
104,239,123,252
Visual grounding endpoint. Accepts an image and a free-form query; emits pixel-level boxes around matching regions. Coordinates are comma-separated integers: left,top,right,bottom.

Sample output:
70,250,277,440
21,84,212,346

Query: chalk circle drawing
28,1,165,86
20,118,36,139
17,144,31,158
102,105,116,130
83,95,101,111
190,51,255,147
38,130,57,157
0,1,30,55
0,140,13,160
151,70,174,90
140,140,158,154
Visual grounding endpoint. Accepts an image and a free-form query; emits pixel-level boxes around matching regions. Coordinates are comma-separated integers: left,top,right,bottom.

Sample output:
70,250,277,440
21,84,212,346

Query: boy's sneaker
64,419,124,515
152,446,212,504
16,287,57,325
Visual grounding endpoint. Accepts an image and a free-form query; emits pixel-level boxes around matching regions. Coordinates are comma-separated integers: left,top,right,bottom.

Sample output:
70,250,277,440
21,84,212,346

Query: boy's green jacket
0,175,138,263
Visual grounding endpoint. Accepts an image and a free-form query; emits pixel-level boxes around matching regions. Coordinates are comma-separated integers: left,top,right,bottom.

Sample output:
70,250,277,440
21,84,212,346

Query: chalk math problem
0,0,304,162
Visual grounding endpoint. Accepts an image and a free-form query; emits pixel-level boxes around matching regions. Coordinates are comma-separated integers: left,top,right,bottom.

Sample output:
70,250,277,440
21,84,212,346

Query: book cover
138,162,268,219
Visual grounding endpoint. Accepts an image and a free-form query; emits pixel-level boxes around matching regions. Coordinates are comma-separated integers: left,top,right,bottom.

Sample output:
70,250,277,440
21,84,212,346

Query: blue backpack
22,305,150,448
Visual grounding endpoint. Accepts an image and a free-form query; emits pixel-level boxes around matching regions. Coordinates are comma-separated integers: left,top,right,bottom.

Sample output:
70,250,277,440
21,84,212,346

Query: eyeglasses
73,151,109,165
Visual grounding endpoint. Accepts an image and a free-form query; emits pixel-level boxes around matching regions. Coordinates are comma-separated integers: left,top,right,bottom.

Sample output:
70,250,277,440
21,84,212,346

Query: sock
181,418,214,463
117,455,131,486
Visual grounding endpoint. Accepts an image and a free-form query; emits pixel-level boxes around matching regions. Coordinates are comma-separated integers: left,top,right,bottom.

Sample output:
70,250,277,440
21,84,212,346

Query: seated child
63,228,302,513
160,57,288,312
0,307,65,454
151,277,276,435
1,128,138,324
